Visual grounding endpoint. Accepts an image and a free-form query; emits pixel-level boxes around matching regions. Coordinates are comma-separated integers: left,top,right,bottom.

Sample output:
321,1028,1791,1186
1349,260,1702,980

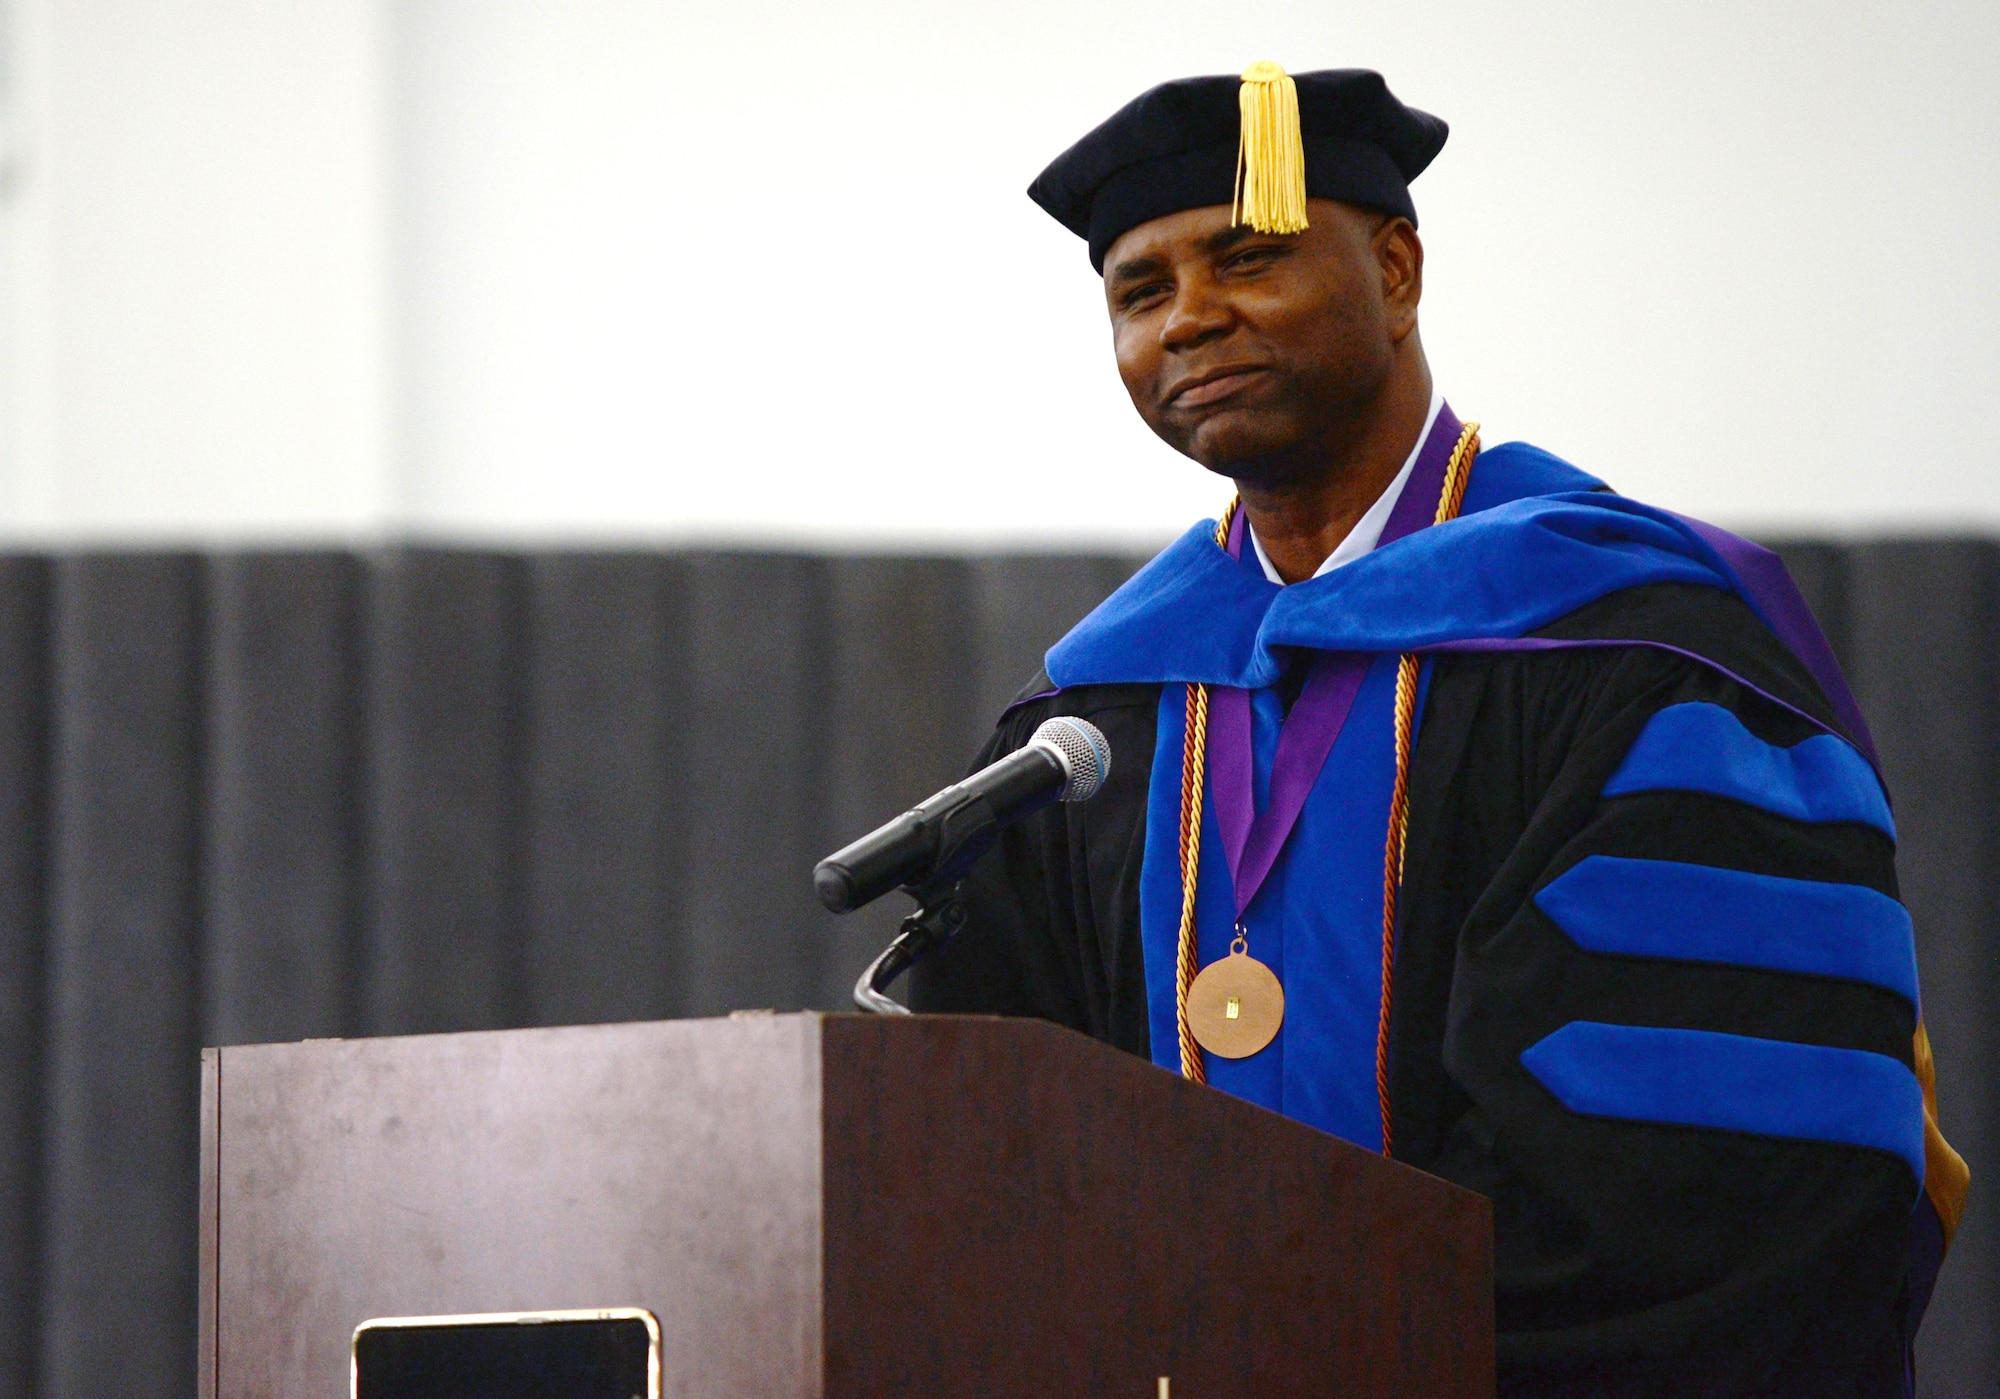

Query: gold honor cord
1915,1019,1971,1246
1376,422,1480,1153
1172,423,1483,1160
1173,501,1239,1085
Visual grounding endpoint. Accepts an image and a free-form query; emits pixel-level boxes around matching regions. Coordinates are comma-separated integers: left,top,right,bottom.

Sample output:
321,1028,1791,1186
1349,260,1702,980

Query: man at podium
913,64,1968,1398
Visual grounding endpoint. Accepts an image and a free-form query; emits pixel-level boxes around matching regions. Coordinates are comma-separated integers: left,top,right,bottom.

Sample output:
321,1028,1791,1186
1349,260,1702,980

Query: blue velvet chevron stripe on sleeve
1521,1021,1927,1182
1534,855,1918,1006
1602,701,1895,838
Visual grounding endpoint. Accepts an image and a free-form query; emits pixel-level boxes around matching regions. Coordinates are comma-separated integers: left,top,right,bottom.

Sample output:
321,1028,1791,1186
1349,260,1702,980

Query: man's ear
1376,218,1423,340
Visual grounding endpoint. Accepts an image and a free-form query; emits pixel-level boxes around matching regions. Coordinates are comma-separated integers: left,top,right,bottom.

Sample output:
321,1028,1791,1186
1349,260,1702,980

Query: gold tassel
1233,61,1308,234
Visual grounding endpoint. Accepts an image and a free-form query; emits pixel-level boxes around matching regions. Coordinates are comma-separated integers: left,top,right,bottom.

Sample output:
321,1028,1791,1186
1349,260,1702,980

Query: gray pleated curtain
0,543,1991,1397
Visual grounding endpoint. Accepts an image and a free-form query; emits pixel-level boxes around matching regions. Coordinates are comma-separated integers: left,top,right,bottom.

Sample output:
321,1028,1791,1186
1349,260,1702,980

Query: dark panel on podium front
351,1314,656,1399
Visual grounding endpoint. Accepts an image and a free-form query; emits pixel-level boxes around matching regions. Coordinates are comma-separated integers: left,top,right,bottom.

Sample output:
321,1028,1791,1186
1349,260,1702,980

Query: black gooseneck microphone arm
825,749,1061,1012
816,716,1111,1014
851,875,966,1015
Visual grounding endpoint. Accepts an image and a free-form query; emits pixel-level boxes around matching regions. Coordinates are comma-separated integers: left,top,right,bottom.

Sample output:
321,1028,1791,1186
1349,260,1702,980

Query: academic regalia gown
911,408,1967,1398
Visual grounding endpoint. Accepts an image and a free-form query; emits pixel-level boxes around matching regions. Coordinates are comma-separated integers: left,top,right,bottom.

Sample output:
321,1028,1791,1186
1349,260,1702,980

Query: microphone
814,716,1111,914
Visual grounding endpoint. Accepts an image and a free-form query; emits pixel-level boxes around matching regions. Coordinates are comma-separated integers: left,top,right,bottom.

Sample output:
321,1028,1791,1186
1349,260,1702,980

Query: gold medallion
1185,933,1284,1059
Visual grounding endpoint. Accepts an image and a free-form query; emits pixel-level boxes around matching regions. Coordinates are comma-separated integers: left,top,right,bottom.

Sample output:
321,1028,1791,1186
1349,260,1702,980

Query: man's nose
1159,278,1232,351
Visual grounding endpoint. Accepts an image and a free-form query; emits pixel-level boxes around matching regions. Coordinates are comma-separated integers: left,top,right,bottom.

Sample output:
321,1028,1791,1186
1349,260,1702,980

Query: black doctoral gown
912,580,1940,1399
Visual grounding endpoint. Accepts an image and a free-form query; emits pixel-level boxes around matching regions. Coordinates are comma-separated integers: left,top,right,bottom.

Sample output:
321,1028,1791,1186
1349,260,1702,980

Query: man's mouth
1166,365,1270,410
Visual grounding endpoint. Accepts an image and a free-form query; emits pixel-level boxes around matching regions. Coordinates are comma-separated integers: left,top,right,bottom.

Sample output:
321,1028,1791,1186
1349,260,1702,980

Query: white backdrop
1,0,1996,545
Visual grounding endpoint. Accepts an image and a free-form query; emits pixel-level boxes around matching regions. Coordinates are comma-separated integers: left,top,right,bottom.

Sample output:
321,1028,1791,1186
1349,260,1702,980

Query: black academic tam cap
1029,67,1447,273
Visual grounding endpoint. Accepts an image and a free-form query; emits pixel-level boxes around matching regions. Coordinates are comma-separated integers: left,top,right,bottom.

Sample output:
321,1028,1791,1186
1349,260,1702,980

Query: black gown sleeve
1393,584,1920,1399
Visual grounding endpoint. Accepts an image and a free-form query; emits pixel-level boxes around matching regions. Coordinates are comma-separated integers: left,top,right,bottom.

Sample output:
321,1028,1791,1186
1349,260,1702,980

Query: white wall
2,0,1996,546
0,0,388,542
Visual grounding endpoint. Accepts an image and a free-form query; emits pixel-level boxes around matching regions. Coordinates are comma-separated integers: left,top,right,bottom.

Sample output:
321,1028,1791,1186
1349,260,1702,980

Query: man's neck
1235,371,1436,585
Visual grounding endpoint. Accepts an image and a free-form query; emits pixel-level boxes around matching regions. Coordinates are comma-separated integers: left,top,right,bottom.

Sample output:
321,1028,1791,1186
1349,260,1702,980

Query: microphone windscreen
1031,716,1111,802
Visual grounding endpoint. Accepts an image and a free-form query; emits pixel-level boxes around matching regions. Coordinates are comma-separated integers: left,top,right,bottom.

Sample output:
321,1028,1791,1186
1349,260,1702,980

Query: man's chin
1158,406,1285,465
1179,424,1316,485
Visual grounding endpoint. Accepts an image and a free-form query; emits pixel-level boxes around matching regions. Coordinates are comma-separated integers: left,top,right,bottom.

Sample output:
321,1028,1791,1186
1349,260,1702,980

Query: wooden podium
197,1013,1492,1397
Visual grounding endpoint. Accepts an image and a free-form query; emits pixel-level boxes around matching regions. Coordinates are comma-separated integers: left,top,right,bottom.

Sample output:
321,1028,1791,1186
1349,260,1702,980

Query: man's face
1102,199,1420,481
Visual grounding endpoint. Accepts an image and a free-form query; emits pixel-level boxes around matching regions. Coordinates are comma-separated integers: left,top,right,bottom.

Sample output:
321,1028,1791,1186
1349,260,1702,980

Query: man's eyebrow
1198,224,1263,257
1108,223,1280,285
1106,252,1168,285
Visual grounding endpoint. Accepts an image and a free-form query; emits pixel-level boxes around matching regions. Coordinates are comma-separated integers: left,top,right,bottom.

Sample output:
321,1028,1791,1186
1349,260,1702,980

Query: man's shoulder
1528,579,1843,736
1447,443,1856,744
972,673,1164,798
999,670,1162,725
1460,438,1606,513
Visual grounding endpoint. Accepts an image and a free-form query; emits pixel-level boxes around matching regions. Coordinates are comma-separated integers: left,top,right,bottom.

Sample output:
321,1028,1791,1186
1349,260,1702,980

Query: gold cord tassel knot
1234,61,1309,234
